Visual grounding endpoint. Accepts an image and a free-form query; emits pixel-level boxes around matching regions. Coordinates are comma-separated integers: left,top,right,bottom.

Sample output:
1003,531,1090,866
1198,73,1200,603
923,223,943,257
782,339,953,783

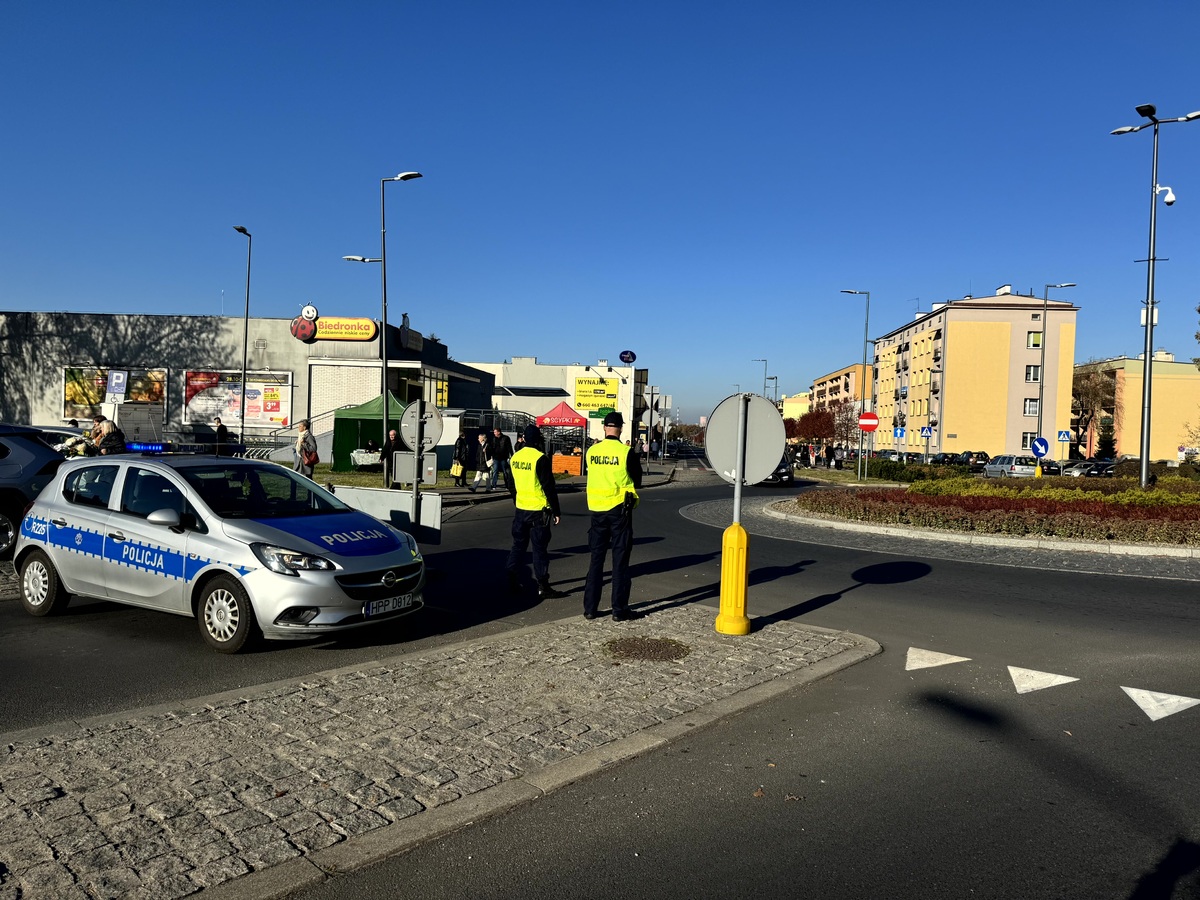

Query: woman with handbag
294,420,318,477
452,430,470,487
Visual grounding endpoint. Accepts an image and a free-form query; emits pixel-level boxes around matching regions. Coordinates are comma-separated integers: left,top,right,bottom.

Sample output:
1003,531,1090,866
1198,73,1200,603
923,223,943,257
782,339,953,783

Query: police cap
602,411,624,428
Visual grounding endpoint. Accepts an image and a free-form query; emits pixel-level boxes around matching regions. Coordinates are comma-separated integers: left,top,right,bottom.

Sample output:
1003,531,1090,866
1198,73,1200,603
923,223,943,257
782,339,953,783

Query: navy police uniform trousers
583,506,633,616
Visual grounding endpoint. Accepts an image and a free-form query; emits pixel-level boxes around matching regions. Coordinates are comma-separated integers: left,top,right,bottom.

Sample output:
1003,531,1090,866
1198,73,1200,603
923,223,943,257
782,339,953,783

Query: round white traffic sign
704,394,786,485
399,403,444,452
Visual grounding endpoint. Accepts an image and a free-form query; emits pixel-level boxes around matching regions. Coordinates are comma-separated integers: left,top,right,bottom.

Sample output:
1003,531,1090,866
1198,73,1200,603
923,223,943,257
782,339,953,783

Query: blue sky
5,1,1200,424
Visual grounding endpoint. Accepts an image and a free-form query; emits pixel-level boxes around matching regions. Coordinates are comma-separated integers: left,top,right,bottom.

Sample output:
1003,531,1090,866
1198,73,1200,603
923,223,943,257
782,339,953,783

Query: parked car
1038,459,1062,476
0,423,68,557
929,452,958,466
983,454,1039,478
1084,462,1115,478
955,451,991,473
1062,461,1093,477
759,454,795,486
14,453,426,652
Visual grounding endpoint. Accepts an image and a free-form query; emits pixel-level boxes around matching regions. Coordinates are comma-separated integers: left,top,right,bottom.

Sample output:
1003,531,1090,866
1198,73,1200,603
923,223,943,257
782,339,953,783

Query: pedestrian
490,426,514,492
825,443,835,469
380,428,401,487
94,419,127,455
505,424,567,600
451,429,470,487
799,444,810,468
834,445,844,470
469,431,492,492
583,411,643,621
214,416,230,456
295,419,318,477
68,418,78,427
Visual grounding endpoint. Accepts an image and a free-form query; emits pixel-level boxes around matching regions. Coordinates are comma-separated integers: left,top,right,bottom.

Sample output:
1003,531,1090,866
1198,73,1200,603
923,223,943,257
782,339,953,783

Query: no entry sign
858,412,880,432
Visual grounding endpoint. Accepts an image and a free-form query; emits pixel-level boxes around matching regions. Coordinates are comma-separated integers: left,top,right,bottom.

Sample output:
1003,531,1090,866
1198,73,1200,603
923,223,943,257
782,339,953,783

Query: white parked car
15,453,425,652
982,454,1039,478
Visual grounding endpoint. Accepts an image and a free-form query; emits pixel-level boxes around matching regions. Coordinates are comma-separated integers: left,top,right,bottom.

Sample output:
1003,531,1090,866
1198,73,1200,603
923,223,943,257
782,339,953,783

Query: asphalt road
285,476,1200,900
4,467,1198,899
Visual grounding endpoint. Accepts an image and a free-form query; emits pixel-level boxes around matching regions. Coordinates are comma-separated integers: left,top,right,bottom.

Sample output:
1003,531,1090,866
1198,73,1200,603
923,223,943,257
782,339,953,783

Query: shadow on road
752,559,932,630
918,691,1198,900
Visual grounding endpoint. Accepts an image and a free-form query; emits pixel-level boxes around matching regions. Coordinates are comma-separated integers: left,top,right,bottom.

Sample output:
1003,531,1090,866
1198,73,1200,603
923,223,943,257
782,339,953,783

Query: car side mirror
146,508,182,529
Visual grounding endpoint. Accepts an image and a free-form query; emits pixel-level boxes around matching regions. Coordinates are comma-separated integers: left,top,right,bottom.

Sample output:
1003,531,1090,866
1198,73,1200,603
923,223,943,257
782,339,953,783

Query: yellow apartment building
780,391,810,421
872,286,1078,458
1073,352,1200,460
809,365,869,411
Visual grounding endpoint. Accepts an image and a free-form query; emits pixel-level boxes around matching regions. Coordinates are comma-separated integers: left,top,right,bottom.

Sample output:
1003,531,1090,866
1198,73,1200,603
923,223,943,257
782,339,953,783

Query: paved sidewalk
0,605,877,900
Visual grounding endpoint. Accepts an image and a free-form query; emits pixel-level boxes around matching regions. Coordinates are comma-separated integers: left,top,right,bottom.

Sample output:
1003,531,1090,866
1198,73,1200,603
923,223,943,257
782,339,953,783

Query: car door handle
108,531,126,542
51,518,67,527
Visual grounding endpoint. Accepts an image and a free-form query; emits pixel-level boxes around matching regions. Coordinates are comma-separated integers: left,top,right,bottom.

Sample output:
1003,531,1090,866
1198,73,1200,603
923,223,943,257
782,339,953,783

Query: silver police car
14,453,425,652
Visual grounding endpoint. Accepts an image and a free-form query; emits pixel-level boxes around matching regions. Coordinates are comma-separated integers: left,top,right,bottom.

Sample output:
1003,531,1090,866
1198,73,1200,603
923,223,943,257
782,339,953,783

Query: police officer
583,411,643,621
505,424,567,599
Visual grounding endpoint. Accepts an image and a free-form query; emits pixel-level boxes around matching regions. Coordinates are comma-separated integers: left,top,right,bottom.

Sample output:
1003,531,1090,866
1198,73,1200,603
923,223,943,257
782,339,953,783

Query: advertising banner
574,376,619,413
184,371,292,427
63,367,167,420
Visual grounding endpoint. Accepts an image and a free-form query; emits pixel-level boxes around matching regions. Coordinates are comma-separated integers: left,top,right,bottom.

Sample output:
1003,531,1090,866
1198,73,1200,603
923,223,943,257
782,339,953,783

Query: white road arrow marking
1008,666,1080,694
1121,687,1200,722
906,647,971,671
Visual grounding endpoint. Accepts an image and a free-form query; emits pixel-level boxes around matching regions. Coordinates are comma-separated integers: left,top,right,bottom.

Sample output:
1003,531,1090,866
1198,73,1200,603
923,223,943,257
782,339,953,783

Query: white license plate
365,593,415,617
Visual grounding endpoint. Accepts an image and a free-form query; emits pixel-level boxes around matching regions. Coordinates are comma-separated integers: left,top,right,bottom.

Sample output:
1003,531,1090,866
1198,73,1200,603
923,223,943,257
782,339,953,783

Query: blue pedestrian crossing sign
1057,430,1071,442
894,427,905,438
919,426,933,438
1031,437,1050,458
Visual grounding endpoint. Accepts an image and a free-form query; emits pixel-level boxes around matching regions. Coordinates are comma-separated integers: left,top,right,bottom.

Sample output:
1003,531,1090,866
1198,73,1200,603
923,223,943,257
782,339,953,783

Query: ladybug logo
301,304,319,321
291,316,317,343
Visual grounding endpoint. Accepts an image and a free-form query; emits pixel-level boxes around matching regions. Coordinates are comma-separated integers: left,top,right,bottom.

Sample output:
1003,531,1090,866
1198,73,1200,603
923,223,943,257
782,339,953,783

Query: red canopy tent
536,401,587,427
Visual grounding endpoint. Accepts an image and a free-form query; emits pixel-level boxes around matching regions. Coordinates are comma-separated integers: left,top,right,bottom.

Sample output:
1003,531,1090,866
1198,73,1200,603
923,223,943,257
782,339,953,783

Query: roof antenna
910,297,921,315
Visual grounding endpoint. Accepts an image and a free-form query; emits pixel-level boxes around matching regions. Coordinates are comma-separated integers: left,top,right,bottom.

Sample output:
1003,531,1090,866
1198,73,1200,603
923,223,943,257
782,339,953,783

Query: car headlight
251,543,335,576
388,526,423,562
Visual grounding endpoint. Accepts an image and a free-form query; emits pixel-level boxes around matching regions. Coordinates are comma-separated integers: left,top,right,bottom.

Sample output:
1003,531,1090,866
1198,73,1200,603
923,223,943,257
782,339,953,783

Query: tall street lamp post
1112,104,1200,487
841,289,871,481
752,359,768,398
1037,282,1076,475
232,226,252,450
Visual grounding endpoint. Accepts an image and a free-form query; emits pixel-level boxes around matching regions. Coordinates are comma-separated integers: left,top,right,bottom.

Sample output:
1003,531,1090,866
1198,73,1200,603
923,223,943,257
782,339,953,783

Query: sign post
858,412,879,480
1031,436,1050,478
920,425,934,461
705,393,786,636
1057,430,1071,464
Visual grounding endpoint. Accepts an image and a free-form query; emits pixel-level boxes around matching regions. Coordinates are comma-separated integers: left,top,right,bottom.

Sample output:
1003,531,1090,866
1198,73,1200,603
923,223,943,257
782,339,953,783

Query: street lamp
375,172,423,487
1037,282,1076,473
767,375,779,405
752,359,768,398
1112,105,1200,487
232,226,252,450
841,289,871,481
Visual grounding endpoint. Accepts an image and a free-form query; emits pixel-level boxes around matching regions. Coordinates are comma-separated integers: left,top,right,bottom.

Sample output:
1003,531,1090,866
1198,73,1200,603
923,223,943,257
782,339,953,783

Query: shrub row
790,485,1200,544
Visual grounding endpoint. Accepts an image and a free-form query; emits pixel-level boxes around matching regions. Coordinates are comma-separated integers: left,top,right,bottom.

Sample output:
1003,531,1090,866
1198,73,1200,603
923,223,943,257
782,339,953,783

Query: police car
13,451,425,652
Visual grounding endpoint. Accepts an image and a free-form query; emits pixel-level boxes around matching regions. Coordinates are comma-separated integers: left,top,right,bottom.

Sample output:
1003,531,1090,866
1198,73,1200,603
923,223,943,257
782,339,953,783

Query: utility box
102,402,166,443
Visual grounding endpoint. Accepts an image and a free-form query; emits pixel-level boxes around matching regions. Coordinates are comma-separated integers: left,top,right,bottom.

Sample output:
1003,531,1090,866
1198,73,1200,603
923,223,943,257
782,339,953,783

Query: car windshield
179,464,351,519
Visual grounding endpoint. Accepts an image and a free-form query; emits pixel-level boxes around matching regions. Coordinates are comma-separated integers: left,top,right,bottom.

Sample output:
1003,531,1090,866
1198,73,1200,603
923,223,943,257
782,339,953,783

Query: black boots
538,581,568,600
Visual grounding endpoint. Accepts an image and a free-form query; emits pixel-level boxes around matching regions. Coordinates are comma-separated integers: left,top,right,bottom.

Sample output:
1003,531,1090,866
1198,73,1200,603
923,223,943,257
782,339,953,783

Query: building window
1027,332,1043,349
1025,365,1041,383
1024,398,1039,416
1021,432,1037,450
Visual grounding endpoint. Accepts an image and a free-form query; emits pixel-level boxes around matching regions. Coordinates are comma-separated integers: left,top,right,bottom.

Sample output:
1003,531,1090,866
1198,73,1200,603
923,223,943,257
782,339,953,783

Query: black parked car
954,451,991,473
759,454,796,486
0,423,68,556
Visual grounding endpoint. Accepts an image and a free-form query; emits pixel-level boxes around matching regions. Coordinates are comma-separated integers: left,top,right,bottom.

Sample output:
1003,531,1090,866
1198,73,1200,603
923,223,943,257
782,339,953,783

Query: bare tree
830,399,859,446
1071,365,1117,456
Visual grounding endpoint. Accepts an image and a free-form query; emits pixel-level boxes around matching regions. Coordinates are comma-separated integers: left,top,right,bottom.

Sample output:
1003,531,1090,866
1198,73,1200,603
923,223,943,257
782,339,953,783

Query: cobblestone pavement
0,604,873,900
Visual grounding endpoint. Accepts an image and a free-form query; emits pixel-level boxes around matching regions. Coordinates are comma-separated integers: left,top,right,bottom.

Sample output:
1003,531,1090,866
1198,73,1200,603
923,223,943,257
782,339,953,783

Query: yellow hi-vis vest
510,446,549,511
586,439,639,512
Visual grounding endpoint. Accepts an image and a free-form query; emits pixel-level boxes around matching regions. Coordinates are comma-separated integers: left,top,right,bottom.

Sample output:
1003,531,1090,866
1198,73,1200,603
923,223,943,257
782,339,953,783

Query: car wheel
0,505,18,558
197,575,258,653
19,550,70,616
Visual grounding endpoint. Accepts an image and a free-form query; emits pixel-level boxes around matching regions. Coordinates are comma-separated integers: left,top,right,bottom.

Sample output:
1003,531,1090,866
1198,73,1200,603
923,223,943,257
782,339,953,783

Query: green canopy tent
331,392,406,471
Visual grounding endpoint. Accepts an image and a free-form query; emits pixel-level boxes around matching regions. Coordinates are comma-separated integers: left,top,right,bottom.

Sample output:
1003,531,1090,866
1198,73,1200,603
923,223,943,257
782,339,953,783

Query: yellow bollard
715,522,751,635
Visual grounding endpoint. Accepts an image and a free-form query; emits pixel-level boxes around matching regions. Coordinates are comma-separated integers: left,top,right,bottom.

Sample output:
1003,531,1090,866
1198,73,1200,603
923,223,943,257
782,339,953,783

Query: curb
762,501,1200,558
197,625,880,900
